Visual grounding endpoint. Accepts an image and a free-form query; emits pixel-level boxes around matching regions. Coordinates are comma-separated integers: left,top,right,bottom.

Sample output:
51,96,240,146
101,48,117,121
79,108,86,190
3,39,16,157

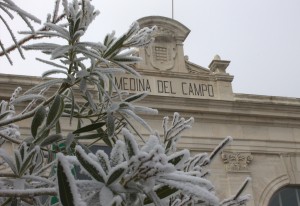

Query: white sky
1,0,300,97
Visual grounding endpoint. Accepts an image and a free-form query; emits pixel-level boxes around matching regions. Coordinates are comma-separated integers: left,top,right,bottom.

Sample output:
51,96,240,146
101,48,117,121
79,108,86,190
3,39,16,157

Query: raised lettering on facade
114,76,215,99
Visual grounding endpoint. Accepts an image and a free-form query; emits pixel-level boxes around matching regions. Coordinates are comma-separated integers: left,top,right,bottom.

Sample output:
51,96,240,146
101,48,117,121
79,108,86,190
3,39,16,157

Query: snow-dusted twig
0,188,57,197
0,131,21,144
22,175,56,186
0,6,65,58
0,172,17,177
0,104,42,127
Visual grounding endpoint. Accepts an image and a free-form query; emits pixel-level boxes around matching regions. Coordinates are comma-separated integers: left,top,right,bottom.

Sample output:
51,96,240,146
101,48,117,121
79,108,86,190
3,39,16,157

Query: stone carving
221,152,253,172
145,26,177,71
154,26,175,37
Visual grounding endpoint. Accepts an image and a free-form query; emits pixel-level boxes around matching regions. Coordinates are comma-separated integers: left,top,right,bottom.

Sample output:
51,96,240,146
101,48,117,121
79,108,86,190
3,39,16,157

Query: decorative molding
154,26,175,37
137,16,190,41
258,174,289,206
221,152,253,172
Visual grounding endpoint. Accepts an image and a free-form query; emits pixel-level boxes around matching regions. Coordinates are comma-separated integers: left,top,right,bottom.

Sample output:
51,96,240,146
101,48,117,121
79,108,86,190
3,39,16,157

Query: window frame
269,185,300,206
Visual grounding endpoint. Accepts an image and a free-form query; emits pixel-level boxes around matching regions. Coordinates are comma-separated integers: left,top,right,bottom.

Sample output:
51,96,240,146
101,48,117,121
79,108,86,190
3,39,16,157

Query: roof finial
209,54,231,74
213,54,221,60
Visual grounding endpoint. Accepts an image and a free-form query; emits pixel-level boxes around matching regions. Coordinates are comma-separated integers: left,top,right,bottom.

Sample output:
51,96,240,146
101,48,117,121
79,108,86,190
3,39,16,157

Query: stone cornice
235,93,300,105
177,135,300,154
2,73,300,155
1,73,300,120
141,95,300,116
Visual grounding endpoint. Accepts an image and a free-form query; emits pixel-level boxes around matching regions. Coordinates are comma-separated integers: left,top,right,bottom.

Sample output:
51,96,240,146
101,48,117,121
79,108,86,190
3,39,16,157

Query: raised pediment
138,16,190,41
132,16,234,100
137,16,191,73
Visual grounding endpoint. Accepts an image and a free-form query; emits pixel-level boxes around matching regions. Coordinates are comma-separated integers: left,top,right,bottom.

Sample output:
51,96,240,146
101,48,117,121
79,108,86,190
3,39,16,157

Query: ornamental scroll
221,152,253,172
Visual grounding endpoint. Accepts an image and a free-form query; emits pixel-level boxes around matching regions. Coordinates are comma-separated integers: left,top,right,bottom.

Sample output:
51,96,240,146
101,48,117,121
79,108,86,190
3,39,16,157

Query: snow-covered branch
0,188,56,197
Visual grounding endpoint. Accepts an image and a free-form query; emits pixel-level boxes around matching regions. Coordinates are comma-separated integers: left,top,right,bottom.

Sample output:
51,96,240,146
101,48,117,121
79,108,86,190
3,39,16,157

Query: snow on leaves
67,114,249,206
0,0,251,205
57,153,86,206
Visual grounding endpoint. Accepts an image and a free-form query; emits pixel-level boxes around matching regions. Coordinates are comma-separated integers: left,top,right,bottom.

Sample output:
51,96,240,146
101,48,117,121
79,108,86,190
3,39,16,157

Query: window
269,186,300,206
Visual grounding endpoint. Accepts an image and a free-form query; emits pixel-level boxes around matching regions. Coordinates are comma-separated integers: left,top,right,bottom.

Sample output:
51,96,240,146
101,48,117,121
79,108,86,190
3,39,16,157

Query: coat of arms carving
145,30,177,71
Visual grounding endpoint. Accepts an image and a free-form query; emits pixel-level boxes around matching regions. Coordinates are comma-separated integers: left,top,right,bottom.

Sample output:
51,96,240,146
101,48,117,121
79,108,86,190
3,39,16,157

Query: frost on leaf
75,145,107,183
96,150,111,175
99,186,114,206
110,140,125,168
57,153,86,206
141,135,160,153
122,128,139,159
163,112,194,154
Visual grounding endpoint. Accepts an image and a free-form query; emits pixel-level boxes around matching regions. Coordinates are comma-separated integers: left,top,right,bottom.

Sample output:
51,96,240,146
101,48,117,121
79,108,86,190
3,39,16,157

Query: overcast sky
1,0,300,97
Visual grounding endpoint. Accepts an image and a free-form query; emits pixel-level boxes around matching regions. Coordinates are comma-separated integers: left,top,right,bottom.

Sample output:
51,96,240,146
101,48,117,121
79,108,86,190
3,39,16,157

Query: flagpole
172,0,174,19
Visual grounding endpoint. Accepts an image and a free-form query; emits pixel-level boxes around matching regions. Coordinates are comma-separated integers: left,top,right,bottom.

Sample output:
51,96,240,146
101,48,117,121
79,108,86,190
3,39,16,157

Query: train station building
1,16,300,205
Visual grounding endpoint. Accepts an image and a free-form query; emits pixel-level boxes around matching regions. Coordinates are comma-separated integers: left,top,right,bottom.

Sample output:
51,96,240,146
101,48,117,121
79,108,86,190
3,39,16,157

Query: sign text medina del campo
114,75,215,99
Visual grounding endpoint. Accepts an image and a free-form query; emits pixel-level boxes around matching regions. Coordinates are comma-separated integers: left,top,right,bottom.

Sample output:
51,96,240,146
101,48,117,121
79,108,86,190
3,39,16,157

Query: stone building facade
1,16,300,205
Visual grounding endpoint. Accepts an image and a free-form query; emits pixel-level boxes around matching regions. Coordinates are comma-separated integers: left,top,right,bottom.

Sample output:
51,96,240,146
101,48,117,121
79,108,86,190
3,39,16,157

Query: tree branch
0,104,43,127
0,173,17,178
0,13,66,57
0,188,57,197
0,132,21,144
0,81,71,127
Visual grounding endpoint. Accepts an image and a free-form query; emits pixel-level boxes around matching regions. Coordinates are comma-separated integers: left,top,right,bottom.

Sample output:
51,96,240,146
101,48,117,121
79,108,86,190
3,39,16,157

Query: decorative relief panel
146,42,176,71
145,26,177,71
154,46,168,62
221,152,253,172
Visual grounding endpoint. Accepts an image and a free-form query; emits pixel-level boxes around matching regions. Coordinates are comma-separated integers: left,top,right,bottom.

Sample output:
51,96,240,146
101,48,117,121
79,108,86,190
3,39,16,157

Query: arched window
269,186,300,206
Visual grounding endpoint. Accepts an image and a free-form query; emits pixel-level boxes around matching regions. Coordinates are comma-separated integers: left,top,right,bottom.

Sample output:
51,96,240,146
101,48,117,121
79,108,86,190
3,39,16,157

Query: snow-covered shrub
0,0,41,64
0,0,250,205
